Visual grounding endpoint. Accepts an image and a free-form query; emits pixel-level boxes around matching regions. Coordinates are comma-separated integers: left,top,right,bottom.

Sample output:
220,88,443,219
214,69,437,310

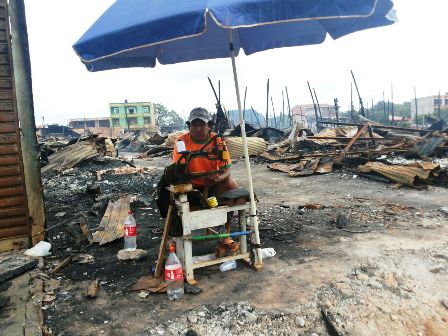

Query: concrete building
68,117,113,137
411,92,448,118
291,103,336,130
109,101,156,131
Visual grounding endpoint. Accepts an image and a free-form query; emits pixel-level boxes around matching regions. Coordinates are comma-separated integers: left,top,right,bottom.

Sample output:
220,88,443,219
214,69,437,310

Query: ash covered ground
38,154,448,336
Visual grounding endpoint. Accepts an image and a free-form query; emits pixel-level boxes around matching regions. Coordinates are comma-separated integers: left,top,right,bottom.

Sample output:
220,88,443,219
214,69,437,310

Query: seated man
172,107,241,253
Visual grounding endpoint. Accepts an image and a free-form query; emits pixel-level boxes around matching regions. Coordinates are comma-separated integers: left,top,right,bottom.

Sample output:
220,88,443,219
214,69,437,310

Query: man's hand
204,173,221,186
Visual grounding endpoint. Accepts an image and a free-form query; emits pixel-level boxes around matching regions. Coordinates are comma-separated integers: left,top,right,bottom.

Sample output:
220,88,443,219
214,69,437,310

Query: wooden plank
0,253,38,284
0,144,18,155
0,54,9,66
0,101,13,110
192,252,250,269
94,195,132,245
0,89,13,100
0,155,19,165
0,133,17,144
154,204,173,278
0,113,15,122
0,123,15,133
0,216,28,228
92,199,114,243
0,64,11,76
0,206,26,218
0,78,12,88
99,197,126,245
0,175,21,187
0,165,20,176
0,225,29,239
0,196,25,208
0,236,28,252
0,185,24,197
335,124,369,162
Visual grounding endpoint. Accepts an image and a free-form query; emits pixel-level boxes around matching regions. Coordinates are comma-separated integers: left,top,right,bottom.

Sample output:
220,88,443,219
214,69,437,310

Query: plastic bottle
219,260,237,272
164,245,184,300
176,139,186,153
124,210,137,251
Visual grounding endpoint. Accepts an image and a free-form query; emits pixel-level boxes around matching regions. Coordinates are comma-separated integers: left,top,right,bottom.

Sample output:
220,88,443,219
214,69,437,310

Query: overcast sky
23,0,447,125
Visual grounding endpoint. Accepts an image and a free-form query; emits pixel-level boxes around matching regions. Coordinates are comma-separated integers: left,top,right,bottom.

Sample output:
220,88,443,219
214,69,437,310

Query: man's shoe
215,237,240,257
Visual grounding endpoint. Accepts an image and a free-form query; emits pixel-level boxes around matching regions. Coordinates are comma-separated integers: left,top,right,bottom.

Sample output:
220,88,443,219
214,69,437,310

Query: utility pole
438,91,441,119
383,91,387,125
391,83,394,124
281,90,285,129
265,79,269,127
307,81,319,131
313,88,323,120
350,83,355,121
350,70,365,116
414,86,418,129
285,86,292,127
334,98,340,123
270,96,277,128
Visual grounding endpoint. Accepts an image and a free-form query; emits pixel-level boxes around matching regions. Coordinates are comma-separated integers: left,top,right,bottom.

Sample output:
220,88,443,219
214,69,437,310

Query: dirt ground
6,153,448,336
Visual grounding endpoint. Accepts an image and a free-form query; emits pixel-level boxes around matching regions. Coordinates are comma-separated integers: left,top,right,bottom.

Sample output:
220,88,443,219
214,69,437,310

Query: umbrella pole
228,30,262,267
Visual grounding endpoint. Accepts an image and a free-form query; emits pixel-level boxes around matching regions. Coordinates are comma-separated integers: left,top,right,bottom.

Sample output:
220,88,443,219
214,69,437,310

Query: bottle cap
128,210,132,214
169,245,175,253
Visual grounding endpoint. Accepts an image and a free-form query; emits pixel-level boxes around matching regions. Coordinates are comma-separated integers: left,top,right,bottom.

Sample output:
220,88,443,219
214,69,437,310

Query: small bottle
165,245,184,300
124,210,137,251
176,139,186,153
219,260,237,272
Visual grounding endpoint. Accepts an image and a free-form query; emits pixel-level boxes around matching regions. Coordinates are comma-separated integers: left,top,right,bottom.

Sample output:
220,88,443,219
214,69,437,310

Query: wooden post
9,0,45,245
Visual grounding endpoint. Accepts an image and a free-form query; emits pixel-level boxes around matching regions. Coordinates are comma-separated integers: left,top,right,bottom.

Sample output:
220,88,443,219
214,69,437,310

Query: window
128,117,137,125
142,106,149,113
143,117,151,125
445,99,448,105
127,106,136,114
99,120,110,127
111,107,119,114
112,119,120,126
434,98,440,106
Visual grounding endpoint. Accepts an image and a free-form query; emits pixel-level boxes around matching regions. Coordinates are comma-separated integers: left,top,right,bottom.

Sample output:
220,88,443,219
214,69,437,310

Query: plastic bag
261,247,276,259
24,241,52,257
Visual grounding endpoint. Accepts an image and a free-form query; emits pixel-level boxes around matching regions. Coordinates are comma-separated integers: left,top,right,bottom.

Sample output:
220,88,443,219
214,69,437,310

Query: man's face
189,119,210,141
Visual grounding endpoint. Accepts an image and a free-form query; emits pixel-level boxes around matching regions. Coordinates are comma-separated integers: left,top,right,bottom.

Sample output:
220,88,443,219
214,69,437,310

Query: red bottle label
164,266,183,281
125,226,136,237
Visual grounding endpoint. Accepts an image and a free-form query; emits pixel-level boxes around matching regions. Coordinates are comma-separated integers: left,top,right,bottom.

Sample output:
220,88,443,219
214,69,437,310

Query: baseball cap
188,107,211,123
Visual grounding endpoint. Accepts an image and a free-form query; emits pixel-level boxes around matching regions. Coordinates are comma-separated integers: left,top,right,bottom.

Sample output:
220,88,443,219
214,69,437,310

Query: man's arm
204,167,230,186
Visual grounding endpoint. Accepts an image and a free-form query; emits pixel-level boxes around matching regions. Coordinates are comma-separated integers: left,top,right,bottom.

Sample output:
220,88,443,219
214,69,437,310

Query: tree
155,103,184,129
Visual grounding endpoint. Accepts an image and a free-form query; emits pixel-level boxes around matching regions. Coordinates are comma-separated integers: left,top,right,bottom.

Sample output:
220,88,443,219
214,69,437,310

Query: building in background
291,103,336,130
411,92,448,118
109,101,157,133
68,117,112,137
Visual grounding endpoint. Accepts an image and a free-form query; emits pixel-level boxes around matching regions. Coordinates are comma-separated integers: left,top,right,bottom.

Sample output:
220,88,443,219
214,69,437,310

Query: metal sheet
224,136,267,159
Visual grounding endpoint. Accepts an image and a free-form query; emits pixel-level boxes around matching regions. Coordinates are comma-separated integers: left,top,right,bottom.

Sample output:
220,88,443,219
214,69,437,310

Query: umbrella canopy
73,0,396,266
73,0,396,72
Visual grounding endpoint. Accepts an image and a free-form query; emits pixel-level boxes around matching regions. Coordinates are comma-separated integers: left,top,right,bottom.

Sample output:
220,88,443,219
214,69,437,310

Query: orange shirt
172,132,231,187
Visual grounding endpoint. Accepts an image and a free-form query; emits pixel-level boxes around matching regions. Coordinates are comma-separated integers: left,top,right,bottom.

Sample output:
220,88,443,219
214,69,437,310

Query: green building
109,101,156,131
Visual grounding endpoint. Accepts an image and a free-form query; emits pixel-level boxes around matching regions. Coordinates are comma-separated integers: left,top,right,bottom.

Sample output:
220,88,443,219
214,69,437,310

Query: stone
187,315,198,324
433,253,448,261
117,249,148,261
184,283,202,295
383,273,398,289
197,311,206,317
357,273,369,282
138,291,149,298
442,298,448,310
295,317,306,327
430,265,445,273
244,311,258,323
368,280,383,290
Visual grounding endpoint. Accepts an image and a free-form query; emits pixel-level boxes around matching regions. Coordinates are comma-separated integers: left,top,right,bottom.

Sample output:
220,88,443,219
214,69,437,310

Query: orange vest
172,132,231,187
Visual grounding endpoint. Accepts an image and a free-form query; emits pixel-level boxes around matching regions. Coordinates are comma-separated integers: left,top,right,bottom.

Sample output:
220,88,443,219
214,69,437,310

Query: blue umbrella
73,0,396,265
